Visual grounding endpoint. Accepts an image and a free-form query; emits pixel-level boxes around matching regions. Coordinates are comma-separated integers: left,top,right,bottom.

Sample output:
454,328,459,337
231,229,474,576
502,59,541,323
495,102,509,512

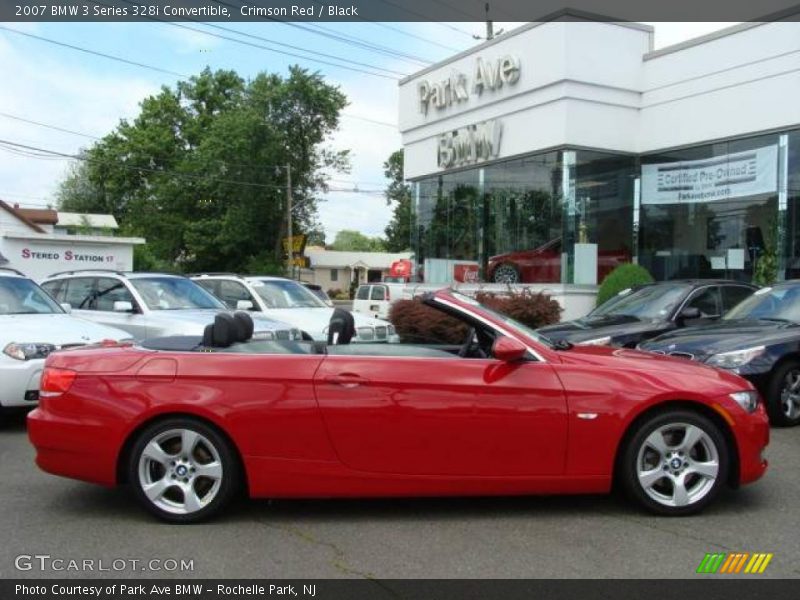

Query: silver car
40,270,301,341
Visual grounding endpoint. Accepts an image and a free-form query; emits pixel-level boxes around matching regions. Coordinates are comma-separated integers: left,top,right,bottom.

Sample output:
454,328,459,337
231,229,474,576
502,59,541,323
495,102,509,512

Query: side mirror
236,300,254,311
60,303,72,314
493,336,528,362
678,307,702,322
113,300,134,313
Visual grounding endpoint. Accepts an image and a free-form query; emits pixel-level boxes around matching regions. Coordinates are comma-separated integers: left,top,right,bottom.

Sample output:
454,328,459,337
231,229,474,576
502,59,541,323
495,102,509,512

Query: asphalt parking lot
1,410,798,580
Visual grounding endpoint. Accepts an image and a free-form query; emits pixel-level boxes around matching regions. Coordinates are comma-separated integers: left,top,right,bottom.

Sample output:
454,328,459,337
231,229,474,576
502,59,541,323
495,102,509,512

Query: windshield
130,277,225,311
724,285,800,322
590,284,691,321
446,291,555,348
251,279,328,309
0,276,63,315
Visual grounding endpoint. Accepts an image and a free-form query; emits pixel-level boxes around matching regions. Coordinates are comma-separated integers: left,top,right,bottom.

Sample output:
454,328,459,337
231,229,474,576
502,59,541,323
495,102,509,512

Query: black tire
491,263,520,284
765,360,800,427
128,417,240,523
619,410,730,516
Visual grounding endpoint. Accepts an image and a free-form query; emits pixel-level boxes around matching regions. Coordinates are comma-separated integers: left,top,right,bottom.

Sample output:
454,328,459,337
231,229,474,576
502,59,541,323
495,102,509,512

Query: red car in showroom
28,289,768,523
487,238,629,283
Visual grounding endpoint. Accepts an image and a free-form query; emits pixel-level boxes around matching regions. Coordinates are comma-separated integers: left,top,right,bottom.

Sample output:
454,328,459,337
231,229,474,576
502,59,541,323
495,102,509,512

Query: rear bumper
27,407,118,486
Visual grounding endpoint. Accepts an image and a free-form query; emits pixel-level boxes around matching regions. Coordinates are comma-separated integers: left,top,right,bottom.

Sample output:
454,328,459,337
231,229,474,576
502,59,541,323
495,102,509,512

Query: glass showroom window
568,150,636,284
640,133,782,282
784,129,800,279
483,152,563,284
414,169,481,284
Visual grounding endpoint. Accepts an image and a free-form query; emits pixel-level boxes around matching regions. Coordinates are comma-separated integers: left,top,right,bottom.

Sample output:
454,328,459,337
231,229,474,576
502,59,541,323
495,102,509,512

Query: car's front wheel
128,418,240,523
491,263,520,283
620,410,729,515
766,360,800,427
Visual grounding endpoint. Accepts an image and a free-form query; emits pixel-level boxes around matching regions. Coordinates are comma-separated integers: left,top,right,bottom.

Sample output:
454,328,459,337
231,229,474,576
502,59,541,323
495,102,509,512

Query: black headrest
327,308,355,345
202,313,237,348
233,311,254,342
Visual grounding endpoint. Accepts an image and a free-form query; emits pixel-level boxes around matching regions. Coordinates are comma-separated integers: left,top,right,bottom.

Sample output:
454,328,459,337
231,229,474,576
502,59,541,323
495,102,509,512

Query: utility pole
473,3,502,42
286,163,293,279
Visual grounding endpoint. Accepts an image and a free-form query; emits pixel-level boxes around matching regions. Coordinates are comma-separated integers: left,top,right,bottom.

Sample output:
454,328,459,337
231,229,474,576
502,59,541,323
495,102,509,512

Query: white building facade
399,19,800,286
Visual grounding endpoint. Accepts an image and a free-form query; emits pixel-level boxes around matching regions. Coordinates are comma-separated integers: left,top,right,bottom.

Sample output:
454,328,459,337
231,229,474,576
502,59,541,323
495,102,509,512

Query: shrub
475,289,562,329
596,263,654,307
389,299,469,344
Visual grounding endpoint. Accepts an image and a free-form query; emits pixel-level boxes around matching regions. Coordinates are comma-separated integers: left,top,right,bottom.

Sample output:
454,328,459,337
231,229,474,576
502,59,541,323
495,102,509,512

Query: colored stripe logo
696,553,773,574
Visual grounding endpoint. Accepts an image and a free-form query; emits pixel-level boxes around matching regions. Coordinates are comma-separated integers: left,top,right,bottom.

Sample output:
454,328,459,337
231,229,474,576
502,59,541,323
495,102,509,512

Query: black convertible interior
140,308,500,359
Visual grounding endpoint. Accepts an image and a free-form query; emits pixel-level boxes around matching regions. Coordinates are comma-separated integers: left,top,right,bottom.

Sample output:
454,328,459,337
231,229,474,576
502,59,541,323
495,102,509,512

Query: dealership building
399,18,800,287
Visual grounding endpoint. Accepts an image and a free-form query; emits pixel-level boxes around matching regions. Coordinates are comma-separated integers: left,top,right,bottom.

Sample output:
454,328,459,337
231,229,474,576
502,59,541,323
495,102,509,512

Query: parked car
302,283,334,307
0,268,129,413
639,281,800,427
39,270,300,341
29,289,768,522
353,282,406,320
486,238,629,284
537,280,757,347
191,274,398,343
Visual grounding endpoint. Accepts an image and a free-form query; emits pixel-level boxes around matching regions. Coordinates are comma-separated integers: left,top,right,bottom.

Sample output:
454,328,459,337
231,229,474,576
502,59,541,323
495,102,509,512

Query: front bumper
0,357,44,408
716,394,770,486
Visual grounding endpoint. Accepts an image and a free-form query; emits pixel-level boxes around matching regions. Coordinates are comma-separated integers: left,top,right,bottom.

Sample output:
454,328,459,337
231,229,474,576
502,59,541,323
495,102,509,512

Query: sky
0,19,737,243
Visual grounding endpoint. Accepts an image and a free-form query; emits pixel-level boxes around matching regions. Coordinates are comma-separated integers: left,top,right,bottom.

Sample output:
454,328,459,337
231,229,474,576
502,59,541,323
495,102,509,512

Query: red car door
313,355,567,476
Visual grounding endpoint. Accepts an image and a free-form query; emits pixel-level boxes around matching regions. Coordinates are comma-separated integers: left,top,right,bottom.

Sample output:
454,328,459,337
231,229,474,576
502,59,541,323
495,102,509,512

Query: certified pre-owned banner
641,145,779,205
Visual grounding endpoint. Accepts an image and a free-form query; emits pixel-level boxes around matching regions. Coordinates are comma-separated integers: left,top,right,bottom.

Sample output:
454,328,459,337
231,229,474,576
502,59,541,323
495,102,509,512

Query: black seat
327,308,355,345
202,313,238,348
233,311,254,342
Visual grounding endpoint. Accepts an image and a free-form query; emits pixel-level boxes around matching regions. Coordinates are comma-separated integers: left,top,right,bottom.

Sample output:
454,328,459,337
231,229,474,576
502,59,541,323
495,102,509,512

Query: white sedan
192,274,398,343
0,270,129,411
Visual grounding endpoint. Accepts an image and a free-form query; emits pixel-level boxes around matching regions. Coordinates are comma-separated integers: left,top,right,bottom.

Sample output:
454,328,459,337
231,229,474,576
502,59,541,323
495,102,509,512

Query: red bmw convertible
28,289,769,523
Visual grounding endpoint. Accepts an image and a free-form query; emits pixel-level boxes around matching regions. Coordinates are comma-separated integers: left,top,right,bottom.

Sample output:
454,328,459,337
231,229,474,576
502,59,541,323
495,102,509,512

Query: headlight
729,390,759,413
577,336,611,346
3,342,56,361
356,327,375,341
706,346,765,369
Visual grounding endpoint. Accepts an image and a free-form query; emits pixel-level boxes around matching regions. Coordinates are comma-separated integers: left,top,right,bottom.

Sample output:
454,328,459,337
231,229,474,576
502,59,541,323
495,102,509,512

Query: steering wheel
459,327,484,358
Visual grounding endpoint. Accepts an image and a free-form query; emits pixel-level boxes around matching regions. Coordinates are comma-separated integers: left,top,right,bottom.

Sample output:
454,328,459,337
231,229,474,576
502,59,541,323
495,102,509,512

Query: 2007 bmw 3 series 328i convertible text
27,290,769,523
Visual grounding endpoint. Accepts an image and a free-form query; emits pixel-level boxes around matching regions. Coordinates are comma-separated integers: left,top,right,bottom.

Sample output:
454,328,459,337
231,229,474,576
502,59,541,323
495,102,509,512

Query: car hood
0,313,130,345
556,343,751,394
537,314,667,343
262,308,386,339
639,319,800,360
147,309,294,332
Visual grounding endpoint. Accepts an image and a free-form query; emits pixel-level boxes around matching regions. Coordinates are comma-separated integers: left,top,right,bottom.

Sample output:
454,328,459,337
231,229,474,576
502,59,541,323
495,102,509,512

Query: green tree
330,229,386,252
383,149,412,252
57,66,348,272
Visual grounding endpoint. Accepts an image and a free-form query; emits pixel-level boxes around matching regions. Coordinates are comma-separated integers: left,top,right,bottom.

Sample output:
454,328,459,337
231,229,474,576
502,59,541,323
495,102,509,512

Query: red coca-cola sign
453,263,479,283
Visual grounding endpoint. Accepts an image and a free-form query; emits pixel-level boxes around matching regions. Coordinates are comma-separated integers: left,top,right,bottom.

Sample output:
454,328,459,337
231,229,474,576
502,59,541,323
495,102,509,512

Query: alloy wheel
635,422,719,508
780,369,800,421
493,264,519,284
137,428,224,515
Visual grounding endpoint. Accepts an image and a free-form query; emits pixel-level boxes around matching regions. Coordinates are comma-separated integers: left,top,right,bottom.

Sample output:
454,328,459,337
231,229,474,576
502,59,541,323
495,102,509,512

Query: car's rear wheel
766,360,800,427
620,410,729,515
128,418,239,523
492,263,520,283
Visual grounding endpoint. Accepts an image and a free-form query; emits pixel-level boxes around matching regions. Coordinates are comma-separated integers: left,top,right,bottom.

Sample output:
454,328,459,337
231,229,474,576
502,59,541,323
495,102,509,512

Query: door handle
323,373,369,388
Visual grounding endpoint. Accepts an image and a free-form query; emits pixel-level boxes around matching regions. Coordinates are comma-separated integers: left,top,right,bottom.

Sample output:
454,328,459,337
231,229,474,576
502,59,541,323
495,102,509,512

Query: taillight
40,367,77,398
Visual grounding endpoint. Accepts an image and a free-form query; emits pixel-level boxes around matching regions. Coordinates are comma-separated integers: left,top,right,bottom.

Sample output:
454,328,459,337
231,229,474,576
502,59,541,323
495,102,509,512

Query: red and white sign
453,263,480,283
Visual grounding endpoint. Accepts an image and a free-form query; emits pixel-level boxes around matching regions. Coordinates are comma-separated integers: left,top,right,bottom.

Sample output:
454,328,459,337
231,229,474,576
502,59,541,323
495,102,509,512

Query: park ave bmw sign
417,55,521,115
417,55,519,169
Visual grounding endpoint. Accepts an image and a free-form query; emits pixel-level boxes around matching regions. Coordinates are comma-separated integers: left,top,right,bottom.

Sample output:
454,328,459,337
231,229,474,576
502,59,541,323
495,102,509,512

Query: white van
352,283,406,320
